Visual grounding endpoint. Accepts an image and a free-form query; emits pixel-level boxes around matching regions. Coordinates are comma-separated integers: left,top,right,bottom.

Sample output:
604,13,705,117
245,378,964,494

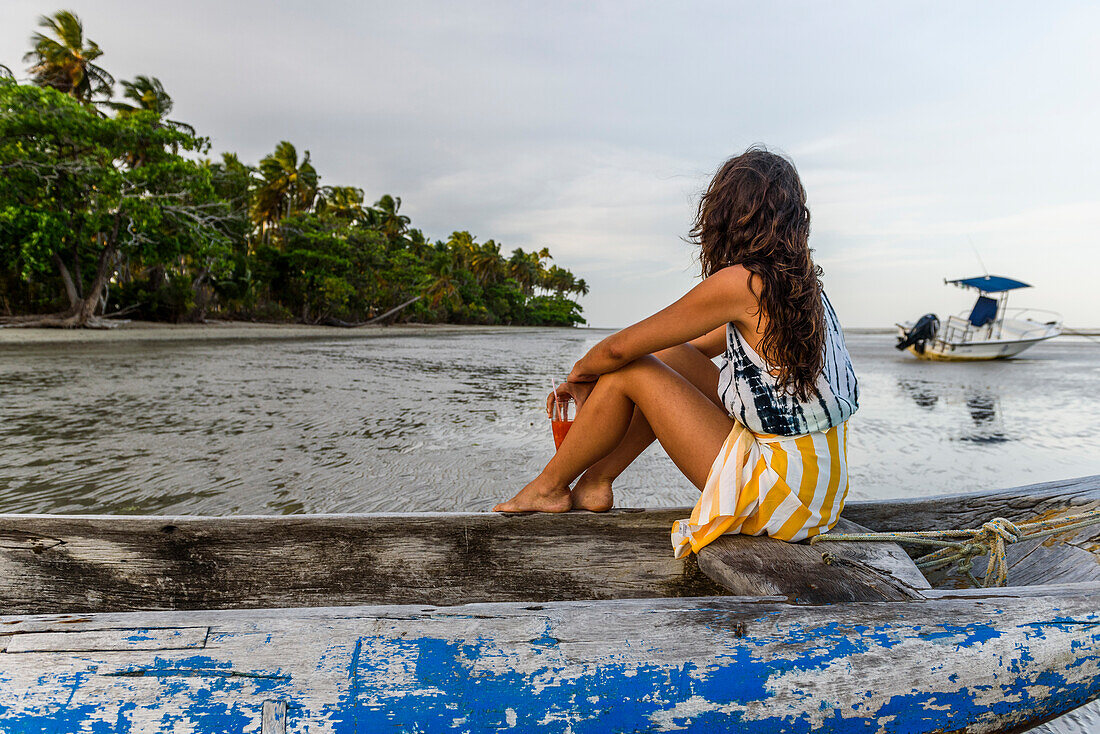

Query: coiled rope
810,508,1100,588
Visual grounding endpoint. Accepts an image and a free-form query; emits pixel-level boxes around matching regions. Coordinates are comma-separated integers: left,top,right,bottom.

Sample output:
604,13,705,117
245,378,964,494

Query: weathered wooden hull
4,475,1099,613
4,587,1100,733
2,474,1100,732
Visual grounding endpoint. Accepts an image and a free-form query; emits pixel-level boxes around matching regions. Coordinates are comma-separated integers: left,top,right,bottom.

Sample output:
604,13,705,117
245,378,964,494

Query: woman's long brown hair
690,146,825,400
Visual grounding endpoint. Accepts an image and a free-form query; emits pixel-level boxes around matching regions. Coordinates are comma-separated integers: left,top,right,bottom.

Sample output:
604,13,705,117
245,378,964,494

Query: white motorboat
896,275,1062,361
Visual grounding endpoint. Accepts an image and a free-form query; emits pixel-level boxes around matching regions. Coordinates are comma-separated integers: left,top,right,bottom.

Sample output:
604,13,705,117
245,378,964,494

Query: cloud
3,0,1098,327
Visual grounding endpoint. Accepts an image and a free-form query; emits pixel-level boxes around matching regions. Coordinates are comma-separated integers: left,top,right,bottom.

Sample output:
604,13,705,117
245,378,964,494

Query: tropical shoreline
0,320,541,346
4,322,1095,347
2,10,589,330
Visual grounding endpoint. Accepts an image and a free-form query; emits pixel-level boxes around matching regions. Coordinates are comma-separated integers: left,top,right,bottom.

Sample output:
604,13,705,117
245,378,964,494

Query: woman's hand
545,380,596,415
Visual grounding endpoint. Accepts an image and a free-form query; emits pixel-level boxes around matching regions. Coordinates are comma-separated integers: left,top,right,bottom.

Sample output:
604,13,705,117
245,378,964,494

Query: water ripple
0,328,1098,730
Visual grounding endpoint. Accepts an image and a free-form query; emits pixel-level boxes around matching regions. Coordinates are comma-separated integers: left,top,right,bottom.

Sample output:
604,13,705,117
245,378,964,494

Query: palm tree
446,231,477,268
251,141,319,242
508,248,538,296
526,247,553,293
424,256,461,309
374,195,410,240
316,186,367,221
534,250,554,293
543,265,575,295
24,10,113,104
406,228,432,258
110,75,172,115
573,278,590,297
108,75,195,133
470,240,504,284
107,76,195,167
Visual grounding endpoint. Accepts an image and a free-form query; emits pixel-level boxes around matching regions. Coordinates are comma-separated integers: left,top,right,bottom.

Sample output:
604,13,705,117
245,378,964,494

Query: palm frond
24,11,113,103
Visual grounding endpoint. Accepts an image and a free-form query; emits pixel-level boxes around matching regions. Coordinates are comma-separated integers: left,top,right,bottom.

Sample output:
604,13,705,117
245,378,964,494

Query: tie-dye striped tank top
718,292,858,437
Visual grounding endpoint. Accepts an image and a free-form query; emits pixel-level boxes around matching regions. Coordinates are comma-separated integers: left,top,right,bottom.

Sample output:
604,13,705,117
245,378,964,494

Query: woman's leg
493,355,733,512
572,343,723,511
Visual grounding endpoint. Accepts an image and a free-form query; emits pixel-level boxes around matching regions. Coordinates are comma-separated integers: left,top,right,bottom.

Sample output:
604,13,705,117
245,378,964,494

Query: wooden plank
844,474,1100,531
920,536,1100,590
1,591,1099,733
0,510,727,614
261,700,287,734
0,475,1097,615
1003,537,1100,586
923,580,1100,599
5,626,207,653
697,518,929,603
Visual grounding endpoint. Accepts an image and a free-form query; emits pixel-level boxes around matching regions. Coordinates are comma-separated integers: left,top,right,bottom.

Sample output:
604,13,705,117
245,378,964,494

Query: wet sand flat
0,321,490,346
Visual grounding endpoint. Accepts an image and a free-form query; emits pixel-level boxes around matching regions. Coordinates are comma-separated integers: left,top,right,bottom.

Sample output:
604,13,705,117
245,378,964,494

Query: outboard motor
896,313,939,354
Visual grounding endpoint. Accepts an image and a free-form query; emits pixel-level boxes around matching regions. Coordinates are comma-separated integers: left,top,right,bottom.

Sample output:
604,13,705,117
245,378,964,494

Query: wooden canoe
2,474,1099,733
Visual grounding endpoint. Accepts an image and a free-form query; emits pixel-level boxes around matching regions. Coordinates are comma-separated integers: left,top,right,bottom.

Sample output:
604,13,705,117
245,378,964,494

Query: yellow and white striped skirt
671,420,850,558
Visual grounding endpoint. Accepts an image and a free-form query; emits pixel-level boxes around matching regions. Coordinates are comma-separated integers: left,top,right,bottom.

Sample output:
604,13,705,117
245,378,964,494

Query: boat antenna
967,235,989,276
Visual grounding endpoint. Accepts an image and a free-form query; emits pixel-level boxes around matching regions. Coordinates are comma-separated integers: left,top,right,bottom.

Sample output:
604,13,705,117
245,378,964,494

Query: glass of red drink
550,395,575,450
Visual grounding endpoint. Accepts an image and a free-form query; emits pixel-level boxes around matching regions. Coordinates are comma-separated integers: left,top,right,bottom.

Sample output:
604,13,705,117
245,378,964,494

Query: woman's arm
568,266,755,382
688,324,728,359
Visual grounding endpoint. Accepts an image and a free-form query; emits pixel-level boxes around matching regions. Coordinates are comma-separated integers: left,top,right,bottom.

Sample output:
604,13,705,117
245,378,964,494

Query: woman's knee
601,355,664,388
653,343,697,368
650,343,721,406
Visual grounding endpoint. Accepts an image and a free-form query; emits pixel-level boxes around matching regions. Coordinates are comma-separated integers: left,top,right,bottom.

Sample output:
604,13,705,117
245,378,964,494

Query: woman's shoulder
704,264,757,296
701,265,759,317
707,263,752,282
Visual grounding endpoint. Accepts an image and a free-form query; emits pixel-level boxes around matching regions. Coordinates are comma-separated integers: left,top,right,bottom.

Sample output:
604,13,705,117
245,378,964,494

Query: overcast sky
4,1,1099,327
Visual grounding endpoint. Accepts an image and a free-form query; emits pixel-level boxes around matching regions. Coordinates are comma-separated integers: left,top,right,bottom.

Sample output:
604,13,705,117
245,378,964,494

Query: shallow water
2,329,1097,514
1,328,1098,730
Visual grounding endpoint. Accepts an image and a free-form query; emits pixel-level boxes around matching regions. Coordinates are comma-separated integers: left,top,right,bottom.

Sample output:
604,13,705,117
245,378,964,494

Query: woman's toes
492,480,572,513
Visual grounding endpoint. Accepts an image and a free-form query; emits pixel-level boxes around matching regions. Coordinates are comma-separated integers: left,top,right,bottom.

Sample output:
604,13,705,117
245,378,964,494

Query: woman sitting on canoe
494,146,858,557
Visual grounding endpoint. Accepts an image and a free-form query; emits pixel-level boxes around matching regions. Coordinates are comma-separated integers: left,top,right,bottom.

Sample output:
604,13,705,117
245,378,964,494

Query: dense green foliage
0,11,586,326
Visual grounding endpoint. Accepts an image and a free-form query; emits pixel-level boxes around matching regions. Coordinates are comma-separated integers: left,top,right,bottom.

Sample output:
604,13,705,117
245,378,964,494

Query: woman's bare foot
571,474,614,512
492,477,573,513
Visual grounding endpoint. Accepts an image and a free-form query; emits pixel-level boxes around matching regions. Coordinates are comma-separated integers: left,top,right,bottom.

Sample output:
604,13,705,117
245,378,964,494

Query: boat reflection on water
961,392,1009,444
897,379,1009,444
897,379,939,411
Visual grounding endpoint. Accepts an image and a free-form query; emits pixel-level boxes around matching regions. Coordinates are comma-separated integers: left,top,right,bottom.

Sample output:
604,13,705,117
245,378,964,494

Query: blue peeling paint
4,611,1100,733
314,618,1100,733
0,654,291,733
1024,617,1100,632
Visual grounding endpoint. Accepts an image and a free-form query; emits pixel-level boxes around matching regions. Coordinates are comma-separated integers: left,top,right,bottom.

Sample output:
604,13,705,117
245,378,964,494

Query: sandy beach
0,320,500,346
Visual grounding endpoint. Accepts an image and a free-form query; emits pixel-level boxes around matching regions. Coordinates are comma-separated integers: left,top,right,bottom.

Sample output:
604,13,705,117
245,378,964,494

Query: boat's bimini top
947,275,1031,292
